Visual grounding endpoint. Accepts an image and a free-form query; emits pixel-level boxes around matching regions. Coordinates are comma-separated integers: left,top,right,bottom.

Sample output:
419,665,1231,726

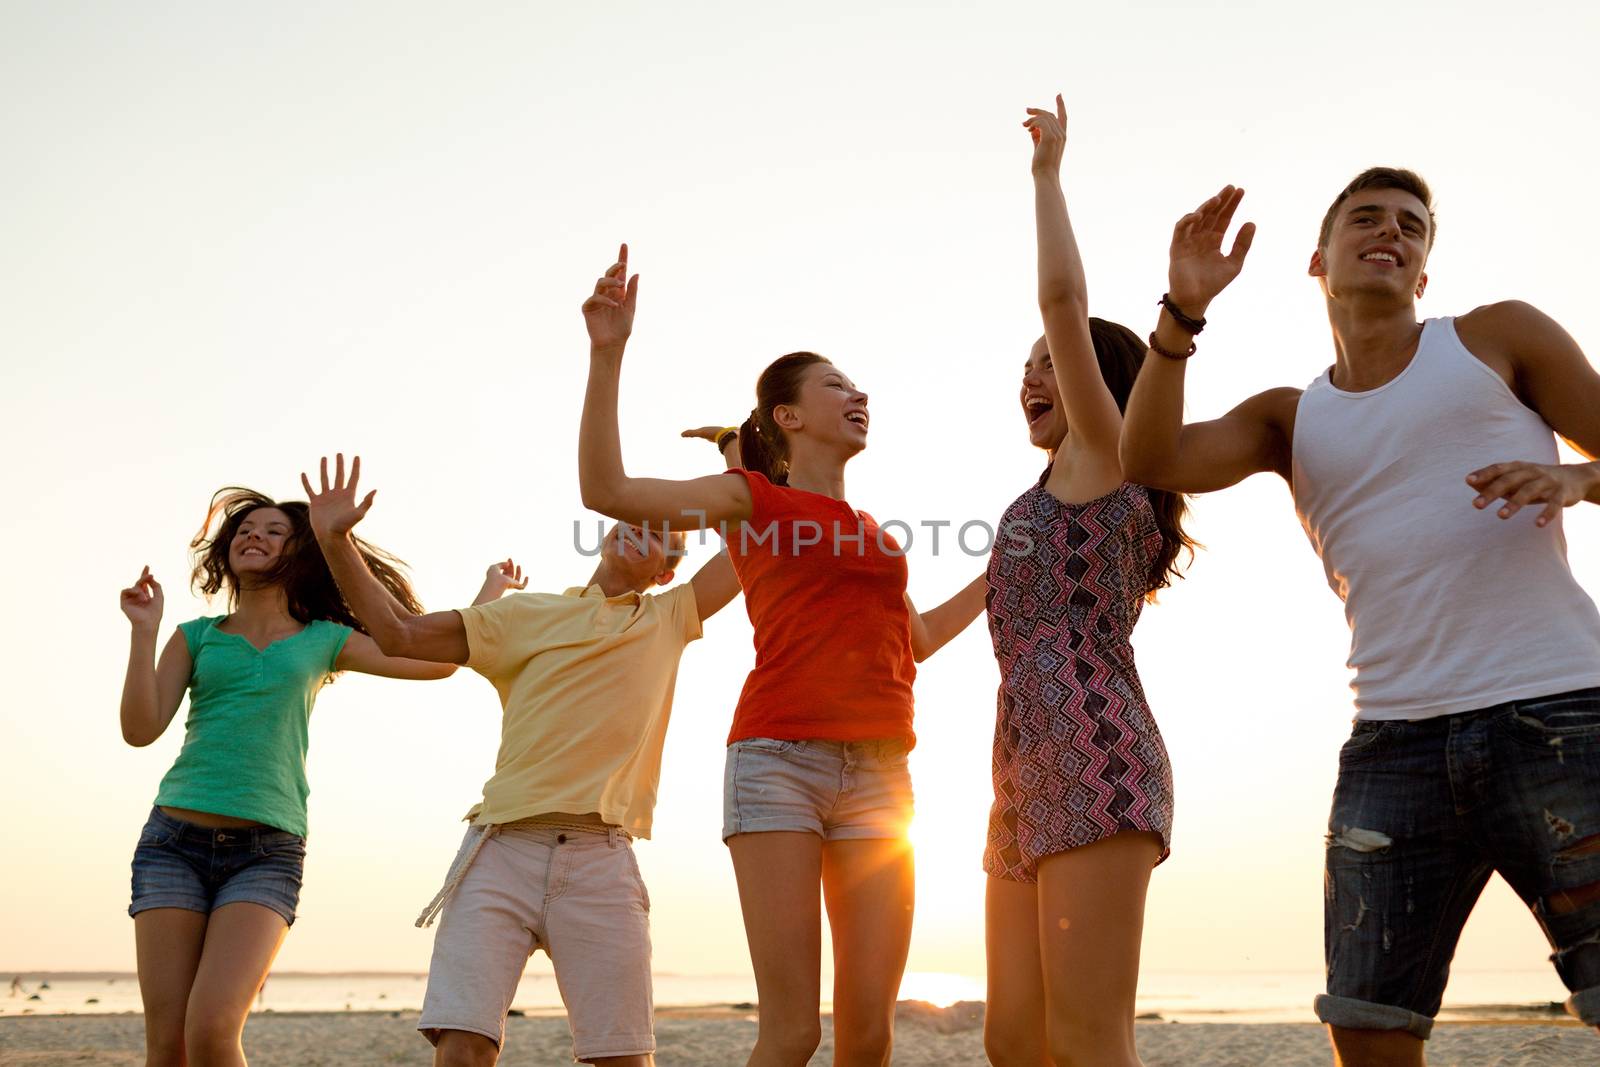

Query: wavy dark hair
1084,318,1199,598
737,351,833,486
190,488,422,632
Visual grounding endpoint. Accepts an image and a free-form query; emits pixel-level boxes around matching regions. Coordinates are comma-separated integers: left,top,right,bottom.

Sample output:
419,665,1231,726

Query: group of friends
117,98,1600,1067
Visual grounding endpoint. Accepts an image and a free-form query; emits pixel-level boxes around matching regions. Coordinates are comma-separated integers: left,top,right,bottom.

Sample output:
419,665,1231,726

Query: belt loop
608,827,621,849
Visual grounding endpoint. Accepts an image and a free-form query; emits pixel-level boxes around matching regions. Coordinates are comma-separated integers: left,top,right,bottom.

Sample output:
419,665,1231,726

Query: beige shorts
418,823,654,1060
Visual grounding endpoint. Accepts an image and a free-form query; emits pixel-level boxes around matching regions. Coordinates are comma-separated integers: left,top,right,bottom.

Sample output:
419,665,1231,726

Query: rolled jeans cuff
1313,994,1434,1040
1566,986,1600,1026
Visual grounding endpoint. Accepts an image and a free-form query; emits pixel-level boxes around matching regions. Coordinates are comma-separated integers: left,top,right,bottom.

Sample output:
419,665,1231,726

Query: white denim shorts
418,822,653,1060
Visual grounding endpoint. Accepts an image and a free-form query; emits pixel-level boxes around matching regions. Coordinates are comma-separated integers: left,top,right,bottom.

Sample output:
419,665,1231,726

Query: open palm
301,453,375,539
1168,185,1256,313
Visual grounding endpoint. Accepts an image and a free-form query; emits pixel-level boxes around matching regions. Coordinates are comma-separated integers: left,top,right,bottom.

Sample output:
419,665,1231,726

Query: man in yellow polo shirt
303,453,741,1067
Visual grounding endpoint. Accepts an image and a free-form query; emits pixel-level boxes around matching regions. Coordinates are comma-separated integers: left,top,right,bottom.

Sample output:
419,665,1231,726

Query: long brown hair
1085,318,1199,597
737,351,833,486
190,488,422,632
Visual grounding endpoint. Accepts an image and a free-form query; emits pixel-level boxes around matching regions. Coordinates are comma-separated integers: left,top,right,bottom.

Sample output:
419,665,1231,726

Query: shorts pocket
1508,689,1600,746
255,832,307,859
1338,722,1393,765
624,849,651,912
136,812,179,848
737,737,799,755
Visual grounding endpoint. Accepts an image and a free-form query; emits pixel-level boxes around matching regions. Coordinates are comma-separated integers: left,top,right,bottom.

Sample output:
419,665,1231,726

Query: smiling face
227,507,294,585
1311,185,1432,304
1020,335,1067,451
774,362,870,456
601,522,686,590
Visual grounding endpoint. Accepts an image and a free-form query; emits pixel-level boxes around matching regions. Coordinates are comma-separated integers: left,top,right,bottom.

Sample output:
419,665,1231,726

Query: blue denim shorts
722,738,913,842
1315,688,1600,1038
128,807,307,926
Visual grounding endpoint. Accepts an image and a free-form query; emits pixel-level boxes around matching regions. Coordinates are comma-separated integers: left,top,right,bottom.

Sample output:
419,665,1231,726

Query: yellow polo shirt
456,583,701,838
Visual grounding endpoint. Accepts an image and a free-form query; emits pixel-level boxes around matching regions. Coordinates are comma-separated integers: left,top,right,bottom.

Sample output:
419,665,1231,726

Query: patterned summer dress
983,473,1174,882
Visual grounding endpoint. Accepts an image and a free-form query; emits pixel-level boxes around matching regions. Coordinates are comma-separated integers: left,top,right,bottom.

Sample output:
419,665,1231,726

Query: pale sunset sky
3,1,1597,1008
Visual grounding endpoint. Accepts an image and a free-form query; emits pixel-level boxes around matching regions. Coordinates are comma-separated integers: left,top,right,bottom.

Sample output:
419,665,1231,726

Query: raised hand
582,244,639,352
1467,461,1597,526
1168,186,1256,315
301,453,375,539
120,566,164,630
479,558,528,600
1023,94,1067,176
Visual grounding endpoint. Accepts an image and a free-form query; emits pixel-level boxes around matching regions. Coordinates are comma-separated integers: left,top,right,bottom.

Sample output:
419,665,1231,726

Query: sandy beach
0,1007,1588,1066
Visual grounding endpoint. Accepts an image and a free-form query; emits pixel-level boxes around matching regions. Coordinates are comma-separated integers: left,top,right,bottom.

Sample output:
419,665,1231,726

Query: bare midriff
158,805,265,829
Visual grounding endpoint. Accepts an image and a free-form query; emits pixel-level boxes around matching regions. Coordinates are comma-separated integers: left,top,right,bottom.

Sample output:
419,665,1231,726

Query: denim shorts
722,737,913,841
128,807,307,926
1315,688,1600,1039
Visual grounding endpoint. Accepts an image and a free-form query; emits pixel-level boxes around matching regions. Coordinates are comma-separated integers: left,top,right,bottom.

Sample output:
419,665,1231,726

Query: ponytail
738,409,787,486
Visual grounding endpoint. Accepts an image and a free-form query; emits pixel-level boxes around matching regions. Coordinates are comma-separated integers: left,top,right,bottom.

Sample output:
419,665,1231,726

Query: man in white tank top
1120,171,1600,1065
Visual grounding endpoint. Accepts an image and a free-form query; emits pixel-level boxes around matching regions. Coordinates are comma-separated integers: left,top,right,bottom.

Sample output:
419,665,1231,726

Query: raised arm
579,245,752,533
119,566,192,747
1120,187,1294,491
679,425,747,622
473,559,529,606
904,573,988,663
303,455,470,667
1458,300,1600,525
1026,96,1122,467
334,557,528,678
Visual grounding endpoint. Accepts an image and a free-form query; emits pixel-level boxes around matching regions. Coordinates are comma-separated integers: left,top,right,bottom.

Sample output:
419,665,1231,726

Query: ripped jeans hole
1329,827,1393,853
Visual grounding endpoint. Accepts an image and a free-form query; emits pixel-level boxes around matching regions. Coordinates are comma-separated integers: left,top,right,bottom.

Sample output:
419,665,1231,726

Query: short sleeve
457,597,515,676
727,468,785,525
317,621,354,674
177,616,216,660
664,583,702,644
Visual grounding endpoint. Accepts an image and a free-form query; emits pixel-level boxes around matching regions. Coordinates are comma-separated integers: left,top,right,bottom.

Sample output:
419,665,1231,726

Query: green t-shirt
154,616,353,837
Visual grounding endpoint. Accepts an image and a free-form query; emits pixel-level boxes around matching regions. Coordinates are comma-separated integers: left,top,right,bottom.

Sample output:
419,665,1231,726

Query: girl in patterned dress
982,98,1196,1067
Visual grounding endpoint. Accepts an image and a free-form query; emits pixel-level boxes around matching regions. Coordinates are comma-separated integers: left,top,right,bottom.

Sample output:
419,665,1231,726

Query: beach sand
0,1007,1590,1066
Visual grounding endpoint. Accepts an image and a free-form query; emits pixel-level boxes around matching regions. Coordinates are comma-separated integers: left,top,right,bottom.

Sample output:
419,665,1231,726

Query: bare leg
433,1030,499,1067
182,903,289,1067
984,876,1050,1066
1328,1027,1425,1067
135,908,208,1067
728,831,824,1067
822,836,914,1067
1035,832,1160,1067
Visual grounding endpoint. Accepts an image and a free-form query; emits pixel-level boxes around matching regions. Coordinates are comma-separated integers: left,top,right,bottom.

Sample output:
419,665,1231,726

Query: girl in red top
580,247,985,1067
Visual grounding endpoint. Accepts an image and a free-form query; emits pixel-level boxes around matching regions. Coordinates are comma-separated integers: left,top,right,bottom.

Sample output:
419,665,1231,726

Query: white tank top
1291,316,1600,720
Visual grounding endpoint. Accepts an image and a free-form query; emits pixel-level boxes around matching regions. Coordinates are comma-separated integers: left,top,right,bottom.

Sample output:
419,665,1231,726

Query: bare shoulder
1455,299,1557,355
1231,386,1304,439
1455,300,1575,384
1456,299,1547,334
1230,386,1303,479
1233,385,1303,420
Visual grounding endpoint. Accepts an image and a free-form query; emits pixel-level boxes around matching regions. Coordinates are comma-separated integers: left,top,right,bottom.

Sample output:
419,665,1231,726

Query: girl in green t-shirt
118,482,522,1067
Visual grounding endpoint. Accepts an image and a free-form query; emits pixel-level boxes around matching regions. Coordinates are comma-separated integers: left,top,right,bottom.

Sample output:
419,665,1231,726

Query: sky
3,0,1598,1007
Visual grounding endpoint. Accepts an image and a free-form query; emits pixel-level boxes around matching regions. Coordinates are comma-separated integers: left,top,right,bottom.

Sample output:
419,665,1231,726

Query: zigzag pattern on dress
982,477,1175,883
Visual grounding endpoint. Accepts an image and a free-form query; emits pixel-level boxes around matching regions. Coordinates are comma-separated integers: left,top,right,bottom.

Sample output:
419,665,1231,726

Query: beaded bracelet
1148,332,1197,360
